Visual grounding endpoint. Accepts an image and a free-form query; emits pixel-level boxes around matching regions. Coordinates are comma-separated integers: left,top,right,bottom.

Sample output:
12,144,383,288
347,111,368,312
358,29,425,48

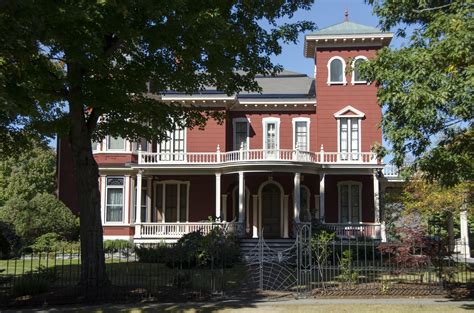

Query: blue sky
269,0,407,75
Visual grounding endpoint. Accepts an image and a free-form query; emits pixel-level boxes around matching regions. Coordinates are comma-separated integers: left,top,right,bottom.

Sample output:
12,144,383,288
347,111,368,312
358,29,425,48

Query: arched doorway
260,182,282,238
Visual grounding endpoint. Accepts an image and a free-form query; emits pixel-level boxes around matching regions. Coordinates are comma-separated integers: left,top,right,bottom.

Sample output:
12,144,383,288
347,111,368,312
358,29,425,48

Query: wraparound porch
133,221,383,242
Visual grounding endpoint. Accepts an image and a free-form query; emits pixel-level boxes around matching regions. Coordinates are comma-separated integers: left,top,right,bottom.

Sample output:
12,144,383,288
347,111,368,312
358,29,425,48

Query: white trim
258,179,285,237
100,175,106,225
327,56,347,85
334,105,365,118
292,117,311,151
232,117,250,150
124,175,131,224
262,117,280,155
103,235,133,241
306,33,394,41
153,180,190,223
351,55,369,85
337,181,363,223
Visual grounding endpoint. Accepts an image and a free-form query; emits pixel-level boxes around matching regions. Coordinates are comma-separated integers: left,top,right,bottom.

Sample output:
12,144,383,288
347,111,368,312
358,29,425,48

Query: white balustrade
138,149,378,165
323,223,382,239
383,164,400,177
139,222,225,238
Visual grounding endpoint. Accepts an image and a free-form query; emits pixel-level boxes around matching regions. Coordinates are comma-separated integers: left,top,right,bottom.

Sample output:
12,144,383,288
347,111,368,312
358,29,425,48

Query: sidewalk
6,298,474,313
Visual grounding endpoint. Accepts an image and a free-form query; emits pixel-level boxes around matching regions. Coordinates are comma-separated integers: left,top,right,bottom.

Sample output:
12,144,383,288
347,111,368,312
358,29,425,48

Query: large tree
364,0,473,186
0,1,314,290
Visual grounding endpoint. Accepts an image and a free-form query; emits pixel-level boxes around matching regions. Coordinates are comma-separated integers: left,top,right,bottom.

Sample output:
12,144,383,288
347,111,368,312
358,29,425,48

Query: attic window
327,56,346,85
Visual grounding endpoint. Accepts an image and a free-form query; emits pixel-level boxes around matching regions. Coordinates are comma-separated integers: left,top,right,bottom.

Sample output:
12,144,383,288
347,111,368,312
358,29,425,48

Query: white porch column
319,173,326,222
460,209,471,258
221,194,228,222
146,177,152,222
238,171,245,223
215,173,221,220
293,172,301,222
134,171,143,238
252,195,258,238
373,172,380,223
124,175,131,224
100,175,106,224
283,195,289,238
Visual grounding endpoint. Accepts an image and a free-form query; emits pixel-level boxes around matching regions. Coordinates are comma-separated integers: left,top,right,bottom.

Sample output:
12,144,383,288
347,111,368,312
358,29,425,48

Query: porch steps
239,238,296,260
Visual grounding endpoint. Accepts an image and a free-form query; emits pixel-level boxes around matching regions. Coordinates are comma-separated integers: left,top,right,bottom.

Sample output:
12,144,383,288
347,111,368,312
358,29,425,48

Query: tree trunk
68,62,109,294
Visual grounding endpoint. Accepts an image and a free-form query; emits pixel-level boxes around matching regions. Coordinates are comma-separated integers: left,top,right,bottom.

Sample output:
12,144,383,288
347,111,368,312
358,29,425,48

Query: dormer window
327,56,346,85
352,56,368,84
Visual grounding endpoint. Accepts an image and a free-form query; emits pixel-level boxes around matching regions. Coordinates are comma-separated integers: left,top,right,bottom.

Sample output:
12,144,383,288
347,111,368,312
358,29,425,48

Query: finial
344,9,349,22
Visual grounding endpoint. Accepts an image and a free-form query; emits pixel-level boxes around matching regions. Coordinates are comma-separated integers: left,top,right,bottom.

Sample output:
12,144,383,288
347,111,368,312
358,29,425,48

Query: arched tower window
327,56,346,85
352,56,368,84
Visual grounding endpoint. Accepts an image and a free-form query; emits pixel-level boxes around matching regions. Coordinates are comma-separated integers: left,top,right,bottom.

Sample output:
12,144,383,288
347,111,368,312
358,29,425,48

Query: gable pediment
333,105,365,118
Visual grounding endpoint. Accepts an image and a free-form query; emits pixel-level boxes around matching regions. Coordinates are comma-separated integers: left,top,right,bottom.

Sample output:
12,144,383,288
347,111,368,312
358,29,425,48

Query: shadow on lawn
0,260,266,309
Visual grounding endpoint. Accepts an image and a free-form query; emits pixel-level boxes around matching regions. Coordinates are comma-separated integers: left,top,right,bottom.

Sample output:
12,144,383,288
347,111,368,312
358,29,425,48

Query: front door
261,183,281,238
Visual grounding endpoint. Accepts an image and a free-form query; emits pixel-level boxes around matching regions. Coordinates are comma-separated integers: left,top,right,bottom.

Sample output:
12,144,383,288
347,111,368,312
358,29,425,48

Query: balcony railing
382,164,400,177
324,223,382,239
138,146,378,165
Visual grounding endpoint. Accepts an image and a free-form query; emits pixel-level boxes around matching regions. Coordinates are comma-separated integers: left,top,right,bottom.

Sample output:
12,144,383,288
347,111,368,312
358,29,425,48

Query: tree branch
86,108,100,135
413,3,454,13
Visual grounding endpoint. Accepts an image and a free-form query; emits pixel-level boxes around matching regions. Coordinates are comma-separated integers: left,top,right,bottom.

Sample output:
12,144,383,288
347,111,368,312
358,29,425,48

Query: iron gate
244,223,312,296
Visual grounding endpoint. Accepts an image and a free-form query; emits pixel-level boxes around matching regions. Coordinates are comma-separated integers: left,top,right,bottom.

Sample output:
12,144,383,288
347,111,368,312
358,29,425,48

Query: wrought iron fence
0,238,472,306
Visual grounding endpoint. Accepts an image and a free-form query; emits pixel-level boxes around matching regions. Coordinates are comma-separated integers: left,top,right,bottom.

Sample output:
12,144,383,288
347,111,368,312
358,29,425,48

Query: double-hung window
293,118,310,151
338,181,361,223
106,177,124,222
159,127,185,161
155,182,189,223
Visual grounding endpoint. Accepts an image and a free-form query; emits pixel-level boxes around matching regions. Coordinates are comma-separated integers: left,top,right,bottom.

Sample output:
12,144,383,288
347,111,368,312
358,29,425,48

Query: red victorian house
58,18,401,244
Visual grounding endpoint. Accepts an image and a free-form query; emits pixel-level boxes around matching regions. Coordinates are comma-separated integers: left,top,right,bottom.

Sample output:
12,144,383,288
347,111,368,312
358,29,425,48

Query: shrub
30,233,80,253
337,249,358,284
103,239,133,253
0,193,79,244
135,244,171,263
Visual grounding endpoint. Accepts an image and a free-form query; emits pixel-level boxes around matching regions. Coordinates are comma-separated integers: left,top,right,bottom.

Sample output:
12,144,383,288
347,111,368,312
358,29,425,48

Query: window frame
351,56,369,85
106,135,126,152
154,180,190,223
232,117,250,151
337,181,362,224
157,127,187,161
262,117,280,153
104,176,125,224
292,117,310,151
334,106,365,161
327,56,347,85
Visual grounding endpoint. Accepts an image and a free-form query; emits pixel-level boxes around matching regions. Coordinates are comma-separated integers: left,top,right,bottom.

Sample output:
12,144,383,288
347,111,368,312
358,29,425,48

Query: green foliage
30,233,80,253
363,0,474,186
0,193,79,244
103,239,133,253
337,249,359,284
136,229,240,268
0,143,56,206
311,230,335,266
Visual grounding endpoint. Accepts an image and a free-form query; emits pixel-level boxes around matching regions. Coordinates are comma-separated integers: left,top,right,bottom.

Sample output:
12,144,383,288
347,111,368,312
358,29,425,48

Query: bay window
107,136,125,151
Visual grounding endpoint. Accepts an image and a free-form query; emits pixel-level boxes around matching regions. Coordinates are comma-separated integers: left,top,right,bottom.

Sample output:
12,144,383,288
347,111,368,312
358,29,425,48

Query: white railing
139,222,224,238
383,164,400,177
324,223,382,239
138,145,378,165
